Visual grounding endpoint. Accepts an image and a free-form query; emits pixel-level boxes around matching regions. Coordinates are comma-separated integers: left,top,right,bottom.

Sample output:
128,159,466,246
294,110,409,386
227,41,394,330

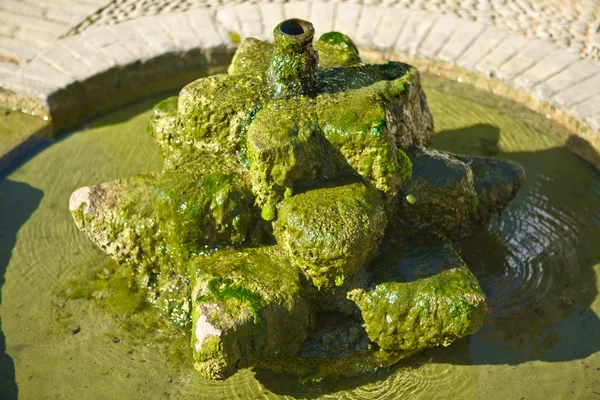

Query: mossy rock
314,31,361,70
68,174,191,324
176,74,269,154
455,155,526,225
147,96,178,159
189,247,310,379
274,179,387,291
246,97,328,220
397,147,478,240
348,232,487,352
228,37,273,77
152,152,256,255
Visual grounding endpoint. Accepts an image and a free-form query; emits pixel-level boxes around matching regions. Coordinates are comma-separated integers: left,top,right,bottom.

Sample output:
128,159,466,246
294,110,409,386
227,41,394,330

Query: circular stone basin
0,74,599,399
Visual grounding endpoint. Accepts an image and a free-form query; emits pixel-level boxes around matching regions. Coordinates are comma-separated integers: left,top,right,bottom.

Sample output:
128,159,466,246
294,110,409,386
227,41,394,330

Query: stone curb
0,3,599,166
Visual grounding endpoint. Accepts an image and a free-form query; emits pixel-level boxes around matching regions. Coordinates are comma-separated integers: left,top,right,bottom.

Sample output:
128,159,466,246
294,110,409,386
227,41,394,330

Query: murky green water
1,77,599,399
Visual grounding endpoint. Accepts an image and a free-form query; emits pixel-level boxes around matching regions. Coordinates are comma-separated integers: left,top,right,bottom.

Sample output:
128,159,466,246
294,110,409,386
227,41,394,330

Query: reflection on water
0,80,599,399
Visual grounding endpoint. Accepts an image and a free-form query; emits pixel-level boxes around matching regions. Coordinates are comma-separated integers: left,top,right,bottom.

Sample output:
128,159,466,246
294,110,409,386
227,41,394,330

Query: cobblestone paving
67,0,600,63
0,0,112,66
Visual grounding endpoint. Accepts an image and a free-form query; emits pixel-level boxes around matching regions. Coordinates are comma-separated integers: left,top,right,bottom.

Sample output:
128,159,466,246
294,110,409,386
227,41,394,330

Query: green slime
1,68,599,398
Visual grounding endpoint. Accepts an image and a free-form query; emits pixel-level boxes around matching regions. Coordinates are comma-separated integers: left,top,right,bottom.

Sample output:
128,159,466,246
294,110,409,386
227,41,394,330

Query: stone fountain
69,19,525,381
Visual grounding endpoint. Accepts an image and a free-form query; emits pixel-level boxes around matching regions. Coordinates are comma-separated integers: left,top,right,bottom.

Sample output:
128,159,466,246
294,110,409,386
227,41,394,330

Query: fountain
68,19,525,381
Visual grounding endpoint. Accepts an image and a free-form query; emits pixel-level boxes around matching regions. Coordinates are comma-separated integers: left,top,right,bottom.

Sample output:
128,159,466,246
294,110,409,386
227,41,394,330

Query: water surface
1,78,599,399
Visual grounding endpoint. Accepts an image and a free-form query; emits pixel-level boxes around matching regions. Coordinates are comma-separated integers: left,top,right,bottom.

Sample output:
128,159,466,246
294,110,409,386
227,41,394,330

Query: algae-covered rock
189,247,310,379
69,17,526,382
228,37,273,77
69,174,191,324
246,97,327,220
398,149,526,241
348,232,487,352
274,179,387,291
152,152,256,254
148,96,178,159
314,32,361,69
176,74,268,154
398,147,478,240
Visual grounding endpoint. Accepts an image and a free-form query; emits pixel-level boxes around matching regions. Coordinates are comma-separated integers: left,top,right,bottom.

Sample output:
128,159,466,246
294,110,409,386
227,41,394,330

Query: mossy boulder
456,155,526,225
176,74,268,154
246,97,327,220
189,247,310,379
397,147,478,240
274,179,387,291
314,32,361,69
348,232,487,352
397,149,526,241
152,152,256,254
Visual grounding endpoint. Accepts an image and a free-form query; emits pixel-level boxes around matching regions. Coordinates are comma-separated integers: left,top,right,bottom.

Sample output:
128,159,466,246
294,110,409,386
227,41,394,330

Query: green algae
314,32,361,69
152,152,256,252
3,68,600,398
274,179,387,291
64,19,524,383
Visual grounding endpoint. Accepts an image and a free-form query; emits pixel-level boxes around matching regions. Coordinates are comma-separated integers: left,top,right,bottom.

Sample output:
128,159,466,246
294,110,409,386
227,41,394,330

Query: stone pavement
0,0,599,167
67,0,600,64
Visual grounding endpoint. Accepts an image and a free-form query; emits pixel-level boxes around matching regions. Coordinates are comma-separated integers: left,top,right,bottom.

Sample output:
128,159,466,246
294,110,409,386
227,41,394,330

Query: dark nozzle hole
280,20,305,36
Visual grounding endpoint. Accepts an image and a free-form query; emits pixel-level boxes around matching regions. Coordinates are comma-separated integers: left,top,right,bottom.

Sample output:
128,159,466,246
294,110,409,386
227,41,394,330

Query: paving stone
495,38,557,82
11,27,55,49
418,14,460,58
0,37,39,63
0,23,18,38
476,33,528,77
585,112,600,132
45,8,89,25
513,49,580,90
0,61,18,74
106,23,154,62
553,73,600,108
187,8,231,48
0,0,45,18
59,35,116,71
456,26,507,70
159,12,202,50
535,60,599,98
438,19,486,62
394,10,438,56
240,21,265,40
215,6,242,37
283,1,311,21
47,0,103,16
373,7,409,50
0,11,69,36
354,6,385,46
131,16,178,57
260,3,285,38
571,95,600,120
41,43,93,81
2,73,57,102
309,2,336,38
333,3,362,38
81,25,119,49
22,58,72,88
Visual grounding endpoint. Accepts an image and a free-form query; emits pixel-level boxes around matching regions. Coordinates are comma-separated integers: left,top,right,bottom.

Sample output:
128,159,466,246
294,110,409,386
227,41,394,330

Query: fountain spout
267,19,318,98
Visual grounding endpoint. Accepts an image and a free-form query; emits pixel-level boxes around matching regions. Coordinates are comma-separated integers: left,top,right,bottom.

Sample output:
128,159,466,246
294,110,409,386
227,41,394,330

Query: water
1,77,599,399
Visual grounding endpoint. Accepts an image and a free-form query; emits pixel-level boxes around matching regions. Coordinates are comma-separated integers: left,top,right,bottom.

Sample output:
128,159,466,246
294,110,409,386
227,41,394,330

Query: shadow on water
433,123,600,365
257,123,600,397
0,180,44,399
